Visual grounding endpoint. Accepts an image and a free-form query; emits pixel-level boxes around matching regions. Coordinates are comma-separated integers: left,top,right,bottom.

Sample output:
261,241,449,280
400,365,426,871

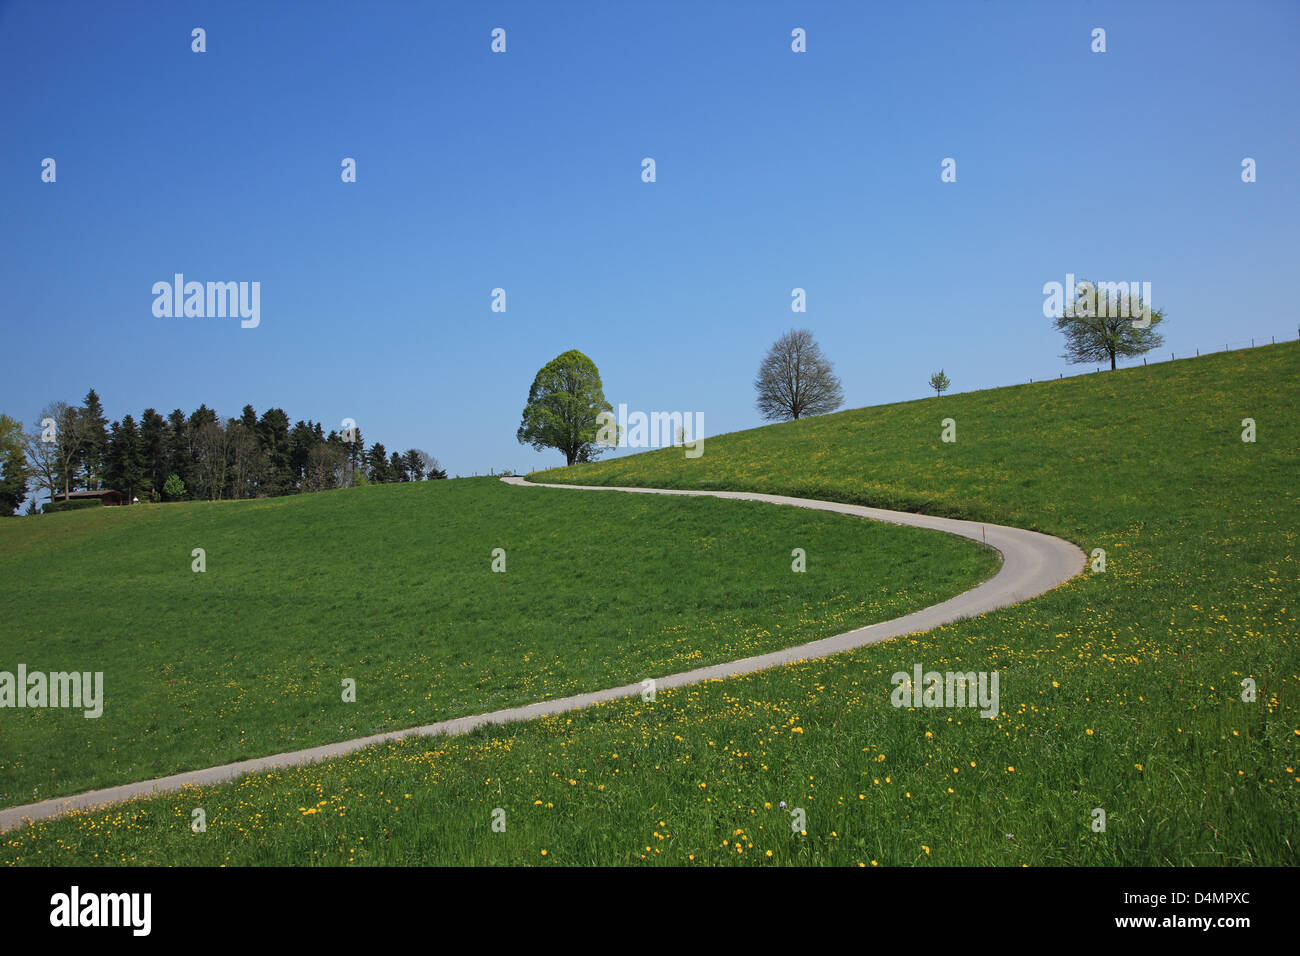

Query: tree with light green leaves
0,414,30,516
162,473,186,501
516,350,615,466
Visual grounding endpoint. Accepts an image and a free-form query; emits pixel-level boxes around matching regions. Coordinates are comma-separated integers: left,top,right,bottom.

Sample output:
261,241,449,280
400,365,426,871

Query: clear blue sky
2,0,1297,475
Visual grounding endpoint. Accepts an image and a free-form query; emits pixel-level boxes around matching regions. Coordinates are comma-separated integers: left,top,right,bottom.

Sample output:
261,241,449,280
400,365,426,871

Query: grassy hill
2,344,1296,866
0,476,992,806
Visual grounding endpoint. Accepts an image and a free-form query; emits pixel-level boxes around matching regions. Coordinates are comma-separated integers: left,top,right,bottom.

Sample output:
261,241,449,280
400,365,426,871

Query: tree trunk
1110,353,1117,370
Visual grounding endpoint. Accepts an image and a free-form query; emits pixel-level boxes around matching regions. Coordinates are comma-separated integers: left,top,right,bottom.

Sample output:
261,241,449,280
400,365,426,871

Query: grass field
2,344,1296,866
0,476,994,807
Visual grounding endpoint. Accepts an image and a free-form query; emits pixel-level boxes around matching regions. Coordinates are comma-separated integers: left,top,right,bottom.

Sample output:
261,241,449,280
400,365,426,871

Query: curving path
0,477,1084,833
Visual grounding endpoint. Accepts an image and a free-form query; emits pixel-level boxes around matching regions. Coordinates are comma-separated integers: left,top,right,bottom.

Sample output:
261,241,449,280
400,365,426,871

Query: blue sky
2,0,1297,475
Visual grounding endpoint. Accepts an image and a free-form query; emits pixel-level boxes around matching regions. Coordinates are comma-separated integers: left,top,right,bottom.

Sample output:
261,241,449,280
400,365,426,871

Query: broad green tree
516,350,615,466
0,414,28,516
929,370,951,395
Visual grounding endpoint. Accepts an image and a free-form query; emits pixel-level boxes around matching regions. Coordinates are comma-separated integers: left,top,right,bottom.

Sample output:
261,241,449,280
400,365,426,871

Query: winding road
0,477,1084,833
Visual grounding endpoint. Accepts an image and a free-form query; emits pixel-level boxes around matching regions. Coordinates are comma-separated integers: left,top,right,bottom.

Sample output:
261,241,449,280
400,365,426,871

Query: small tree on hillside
163,473,186,500
754,329,844,422
1052,279,1165,370
929,370,951,396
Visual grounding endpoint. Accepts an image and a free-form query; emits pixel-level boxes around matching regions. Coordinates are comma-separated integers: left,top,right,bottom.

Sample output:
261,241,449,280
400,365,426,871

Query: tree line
0,389,446,515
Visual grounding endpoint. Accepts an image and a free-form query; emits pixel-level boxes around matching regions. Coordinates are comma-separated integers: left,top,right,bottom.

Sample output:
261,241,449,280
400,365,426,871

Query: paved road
0,477,1084,833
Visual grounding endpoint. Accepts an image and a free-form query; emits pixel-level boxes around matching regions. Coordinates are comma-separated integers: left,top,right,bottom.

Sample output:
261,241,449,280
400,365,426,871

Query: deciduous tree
1052,279,1166,370
754,329,844,421
516,350,614,466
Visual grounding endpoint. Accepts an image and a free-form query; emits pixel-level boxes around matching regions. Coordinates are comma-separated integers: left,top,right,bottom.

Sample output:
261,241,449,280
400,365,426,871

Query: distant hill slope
539,343,1300,545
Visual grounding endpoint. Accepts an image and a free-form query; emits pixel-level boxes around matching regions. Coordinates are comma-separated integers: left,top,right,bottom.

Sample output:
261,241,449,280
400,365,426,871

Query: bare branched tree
754,329,845,422
22,402,87,500
227,422,262,498
193,420,231,500
22,416,60,502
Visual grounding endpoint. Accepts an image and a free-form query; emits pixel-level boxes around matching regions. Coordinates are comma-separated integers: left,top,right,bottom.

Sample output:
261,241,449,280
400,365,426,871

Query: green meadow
0,476,993,806
2,343,1297,866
